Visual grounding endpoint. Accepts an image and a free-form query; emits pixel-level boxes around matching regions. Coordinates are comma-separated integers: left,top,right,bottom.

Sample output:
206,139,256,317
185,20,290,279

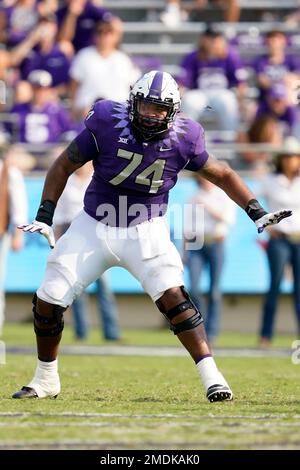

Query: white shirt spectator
70,46,140,111
0,161,28,226
185,185,236,240
260,173,300,234
0,160,27,334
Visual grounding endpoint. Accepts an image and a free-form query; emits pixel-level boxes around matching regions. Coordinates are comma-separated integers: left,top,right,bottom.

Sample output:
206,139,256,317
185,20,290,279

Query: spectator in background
160,0,240,28
259,137,300,347
237,115,283,171
183,174,235,343
69,19,140,120
10,15,73,91
180,27,247,132
38,0,58,18
54,162,121,341
253,30,300,103
6,69,73,144
0,47,9,84
56,0,113,52
0,150,27,335
256,83,300,140
285,1,300,26
160,0,188,28
0,0,39,47
12,80,33,105
0,0,57,46
192,0,240,22
228,27,264,58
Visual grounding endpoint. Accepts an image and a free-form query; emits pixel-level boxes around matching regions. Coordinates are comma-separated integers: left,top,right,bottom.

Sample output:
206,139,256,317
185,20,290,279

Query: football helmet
129,70,181,139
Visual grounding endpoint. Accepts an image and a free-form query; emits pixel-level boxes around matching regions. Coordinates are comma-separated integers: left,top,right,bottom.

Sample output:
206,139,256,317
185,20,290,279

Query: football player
14,71,291,402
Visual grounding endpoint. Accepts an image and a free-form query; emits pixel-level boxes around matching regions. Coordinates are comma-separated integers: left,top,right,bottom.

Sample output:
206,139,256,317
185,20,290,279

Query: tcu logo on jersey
86,109,95,121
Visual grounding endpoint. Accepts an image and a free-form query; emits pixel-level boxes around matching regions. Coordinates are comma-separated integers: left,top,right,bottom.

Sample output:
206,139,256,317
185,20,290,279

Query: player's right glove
18,200,56,248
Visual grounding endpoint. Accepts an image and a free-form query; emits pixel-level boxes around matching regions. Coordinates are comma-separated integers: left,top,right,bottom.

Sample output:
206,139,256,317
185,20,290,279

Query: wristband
35,200,56,226
245,199,267,222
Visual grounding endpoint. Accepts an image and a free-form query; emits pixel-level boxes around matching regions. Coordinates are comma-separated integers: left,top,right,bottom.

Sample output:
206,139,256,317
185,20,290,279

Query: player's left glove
255,210,293,234
245,199,292,234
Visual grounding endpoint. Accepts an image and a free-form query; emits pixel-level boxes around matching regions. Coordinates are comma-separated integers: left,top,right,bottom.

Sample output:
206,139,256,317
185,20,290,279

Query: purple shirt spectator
252,54,300,103
56,1,112,51
253,55,300,84
256,101,300,138
229,31,265,67
180,48,246,90
8,101,73,144
1,1,38,46
230,31,265,50
20,45,71,86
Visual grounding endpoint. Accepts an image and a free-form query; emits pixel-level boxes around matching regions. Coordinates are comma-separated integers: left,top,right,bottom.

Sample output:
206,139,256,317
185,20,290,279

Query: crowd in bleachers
0,0,300,173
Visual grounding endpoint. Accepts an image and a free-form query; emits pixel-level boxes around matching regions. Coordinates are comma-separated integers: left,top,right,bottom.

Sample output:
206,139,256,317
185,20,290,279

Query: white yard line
0,411,295,419
0,421,299,428
0,440,299,450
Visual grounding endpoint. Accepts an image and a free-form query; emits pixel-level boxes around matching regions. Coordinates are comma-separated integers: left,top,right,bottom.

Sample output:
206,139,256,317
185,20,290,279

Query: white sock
28,359,60,398
196,356,229,392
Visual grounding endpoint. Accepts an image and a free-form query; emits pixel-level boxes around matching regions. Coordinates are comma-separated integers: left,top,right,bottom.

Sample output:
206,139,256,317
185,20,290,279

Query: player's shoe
12,379,60,399
12,385,59,399
12,386,38,399
206,384,233,402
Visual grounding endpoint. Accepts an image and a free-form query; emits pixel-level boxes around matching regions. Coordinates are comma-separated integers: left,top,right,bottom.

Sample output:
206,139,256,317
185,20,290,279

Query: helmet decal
148,71,164,99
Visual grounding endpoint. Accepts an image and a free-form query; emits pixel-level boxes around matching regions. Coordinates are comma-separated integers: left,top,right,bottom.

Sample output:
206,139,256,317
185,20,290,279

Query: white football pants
37,210,184,306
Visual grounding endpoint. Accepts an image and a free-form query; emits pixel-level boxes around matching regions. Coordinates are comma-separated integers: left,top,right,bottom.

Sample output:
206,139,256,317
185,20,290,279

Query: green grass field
1,324,300,450
2,323,297,348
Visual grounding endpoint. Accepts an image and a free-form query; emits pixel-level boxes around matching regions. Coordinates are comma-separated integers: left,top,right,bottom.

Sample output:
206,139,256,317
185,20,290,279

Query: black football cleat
12,386,38,399
12,386,59,399
206,384,233,402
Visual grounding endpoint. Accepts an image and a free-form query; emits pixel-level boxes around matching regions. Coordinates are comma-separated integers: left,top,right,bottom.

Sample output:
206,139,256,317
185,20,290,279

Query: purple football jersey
74,100,209,227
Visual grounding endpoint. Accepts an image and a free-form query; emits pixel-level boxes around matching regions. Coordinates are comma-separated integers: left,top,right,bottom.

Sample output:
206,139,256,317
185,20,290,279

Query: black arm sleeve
66,128,99,164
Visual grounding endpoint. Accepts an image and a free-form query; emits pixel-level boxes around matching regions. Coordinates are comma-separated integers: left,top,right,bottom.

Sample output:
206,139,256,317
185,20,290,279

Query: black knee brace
32,293,66,337
156,286,203,335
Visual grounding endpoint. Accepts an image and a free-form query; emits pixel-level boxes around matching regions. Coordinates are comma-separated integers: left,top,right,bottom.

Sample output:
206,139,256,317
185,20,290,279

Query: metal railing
122,21,300,34
103,0,298,10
